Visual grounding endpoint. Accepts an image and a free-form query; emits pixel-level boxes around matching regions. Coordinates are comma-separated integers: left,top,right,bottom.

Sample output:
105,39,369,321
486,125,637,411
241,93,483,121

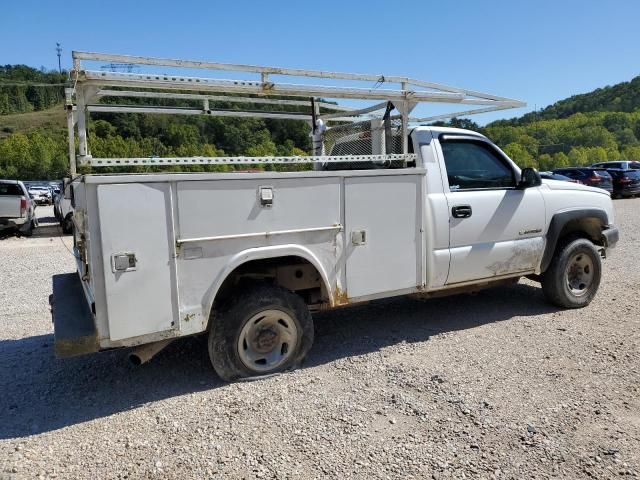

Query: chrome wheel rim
237,309,298,372
566,252,594,297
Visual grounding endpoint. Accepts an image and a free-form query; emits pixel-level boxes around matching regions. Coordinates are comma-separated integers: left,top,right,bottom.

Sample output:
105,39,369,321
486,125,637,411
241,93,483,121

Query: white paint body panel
344,175,422,298
444,189,545,283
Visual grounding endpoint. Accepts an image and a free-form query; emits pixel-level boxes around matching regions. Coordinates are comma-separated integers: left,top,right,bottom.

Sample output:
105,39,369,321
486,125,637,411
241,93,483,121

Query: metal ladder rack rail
68,51,526,174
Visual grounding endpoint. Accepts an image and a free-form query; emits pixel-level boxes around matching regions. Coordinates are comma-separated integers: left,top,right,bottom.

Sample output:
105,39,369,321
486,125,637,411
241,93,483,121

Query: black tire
541,238,602,308
61,214,73,234
20,220,34,237
208,285,314,381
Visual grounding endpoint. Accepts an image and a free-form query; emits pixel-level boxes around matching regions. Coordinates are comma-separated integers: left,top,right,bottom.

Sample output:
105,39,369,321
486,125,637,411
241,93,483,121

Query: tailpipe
128,339,173,366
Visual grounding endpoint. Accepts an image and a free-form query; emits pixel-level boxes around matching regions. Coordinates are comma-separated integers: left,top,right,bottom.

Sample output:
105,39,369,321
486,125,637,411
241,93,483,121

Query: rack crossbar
80,154,418,167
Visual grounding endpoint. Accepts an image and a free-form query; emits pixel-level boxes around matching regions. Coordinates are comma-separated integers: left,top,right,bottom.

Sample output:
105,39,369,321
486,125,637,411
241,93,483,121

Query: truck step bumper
602,226,619,249
51,273,99,358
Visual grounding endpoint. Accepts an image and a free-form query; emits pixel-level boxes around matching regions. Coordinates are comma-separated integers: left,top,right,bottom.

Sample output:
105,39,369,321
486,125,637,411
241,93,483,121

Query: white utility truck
51,52,619,381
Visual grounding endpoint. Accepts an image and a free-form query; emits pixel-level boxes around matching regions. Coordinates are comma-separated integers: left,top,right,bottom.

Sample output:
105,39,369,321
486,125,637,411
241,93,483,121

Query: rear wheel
208,285,314,381
541,238,602,308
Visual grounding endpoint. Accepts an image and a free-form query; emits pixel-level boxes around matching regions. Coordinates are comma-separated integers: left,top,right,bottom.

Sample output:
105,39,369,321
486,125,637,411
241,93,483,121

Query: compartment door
97,183,177,341
345,175,421,299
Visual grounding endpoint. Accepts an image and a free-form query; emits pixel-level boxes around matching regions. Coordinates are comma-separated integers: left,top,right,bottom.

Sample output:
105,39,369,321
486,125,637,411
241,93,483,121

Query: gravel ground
0,203,638,479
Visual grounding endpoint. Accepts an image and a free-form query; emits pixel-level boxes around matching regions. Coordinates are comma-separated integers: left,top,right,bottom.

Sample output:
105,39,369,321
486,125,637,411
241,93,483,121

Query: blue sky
2,0,639,124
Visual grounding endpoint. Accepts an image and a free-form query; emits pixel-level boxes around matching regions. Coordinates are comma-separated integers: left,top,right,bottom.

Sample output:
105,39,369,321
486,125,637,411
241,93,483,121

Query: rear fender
201,244,334,322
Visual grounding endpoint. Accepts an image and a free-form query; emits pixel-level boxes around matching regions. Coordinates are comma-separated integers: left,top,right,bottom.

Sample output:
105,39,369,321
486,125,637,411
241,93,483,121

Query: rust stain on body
333,286,349,306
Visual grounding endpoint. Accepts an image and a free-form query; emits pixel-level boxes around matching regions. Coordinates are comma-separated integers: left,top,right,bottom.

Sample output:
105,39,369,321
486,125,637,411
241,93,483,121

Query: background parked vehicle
27,185,52,205
552,167,614,194
592,161,640,170
605,169,640,198
0,180,37,236
53,181,73,233
539,172,583,183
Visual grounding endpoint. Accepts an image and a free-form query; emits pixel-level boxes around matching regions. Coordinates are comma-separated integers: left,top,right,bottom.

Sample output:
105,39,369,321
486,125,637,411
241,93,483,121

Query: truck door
436,137,545,285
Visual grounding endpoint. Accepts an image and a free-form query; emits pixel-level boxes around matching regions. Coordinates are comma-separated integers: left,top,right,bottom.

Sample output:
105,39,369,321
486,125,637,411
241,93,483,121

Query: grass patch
0,103,66,138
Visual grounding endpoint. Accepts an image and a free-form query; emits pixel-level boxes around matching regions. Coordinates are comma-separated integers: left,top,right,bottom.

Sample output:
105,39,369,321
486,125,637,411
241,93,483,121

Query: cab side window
441,141,515,191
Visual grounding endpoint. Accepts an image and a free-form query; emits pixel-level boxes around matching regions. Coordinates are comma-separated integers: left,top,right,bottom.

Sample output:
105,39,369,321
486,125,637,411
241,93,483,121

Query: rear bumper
0,217,27,228
602,226,619,249
50,273,99,358
619,186,640,197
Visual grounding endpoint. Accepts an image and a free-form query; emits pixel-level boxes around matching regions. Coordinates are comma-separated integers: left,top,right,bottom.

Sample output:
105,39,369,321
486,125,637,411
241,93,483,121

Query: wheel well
541,211,607,273
213,256,328,311
557,218,603,246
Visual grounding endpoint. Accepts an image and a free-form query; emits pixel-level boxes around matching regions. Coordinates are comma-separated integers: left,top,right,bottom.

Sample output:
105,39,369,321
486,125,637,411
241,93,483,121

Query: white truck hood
542,179,611,196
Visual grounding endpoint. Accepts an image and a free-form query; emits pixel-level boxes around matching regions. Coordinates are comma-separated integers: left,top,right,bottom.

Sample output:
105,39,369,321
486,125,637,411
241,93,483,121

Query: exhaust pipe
128,339,173,366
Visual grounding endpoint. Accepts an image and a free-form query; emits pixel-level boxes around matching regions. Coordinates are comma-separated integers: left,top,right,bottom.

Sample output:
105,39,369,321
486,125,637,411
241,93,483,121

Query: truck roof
413,126,487,138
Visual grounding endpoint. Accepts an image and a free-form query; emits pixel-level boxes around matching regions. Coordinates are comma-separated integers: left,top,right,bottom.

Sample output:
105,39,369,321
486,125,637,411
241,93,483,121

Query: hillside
0,65,67,115
0,104,66,138
496,75,640,125
452,75,640,169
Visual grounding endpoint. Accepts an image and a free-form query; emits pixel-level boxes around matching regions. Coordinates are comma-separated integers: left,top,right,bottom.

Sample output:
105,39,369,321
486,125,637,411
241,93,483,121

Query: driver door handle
452,205,472,218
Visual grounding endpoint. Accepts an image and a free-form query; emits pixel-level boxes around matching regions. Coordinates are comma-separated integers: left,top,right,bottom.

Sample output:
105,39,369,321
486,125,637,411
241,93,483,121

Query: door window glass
441,141,515,190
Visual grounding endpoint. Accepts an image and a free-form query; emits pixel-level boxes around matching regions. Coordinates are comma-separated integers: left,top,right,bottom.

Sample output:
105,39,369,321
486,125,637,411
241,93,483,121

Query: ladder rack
67,51,525,174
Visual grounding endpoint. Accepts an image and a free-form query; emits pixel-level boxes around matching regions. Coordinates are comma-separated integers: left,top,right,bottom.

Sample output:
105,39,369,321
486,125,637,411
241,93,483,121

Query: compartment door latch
351,230,367,246
111,253,137,273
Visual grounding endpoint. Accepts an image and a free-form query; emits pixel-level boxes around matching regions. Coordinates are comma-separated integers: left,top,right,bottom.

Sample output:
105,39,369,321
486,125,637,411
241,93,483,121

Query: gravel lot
0,203,638,479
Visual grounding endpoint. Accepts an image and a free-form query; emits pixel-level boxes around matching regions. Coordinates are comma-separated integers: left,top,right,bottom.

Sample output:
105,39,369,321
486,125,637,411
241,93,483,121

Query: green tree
503,143,537,168
568,148,589,166
551,152,569,168
537,154,553,171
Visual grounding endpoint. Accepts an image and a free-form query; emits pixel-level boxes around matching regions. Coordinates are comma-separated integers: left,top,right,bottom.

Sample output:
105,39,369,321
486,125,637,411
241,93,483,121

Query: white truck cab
50,52,618,381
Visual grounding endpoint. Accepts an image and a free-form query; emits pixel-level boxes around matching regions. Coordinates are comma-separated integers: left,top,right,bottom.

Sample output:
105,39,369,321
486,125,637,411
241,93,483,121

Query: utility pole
56,43,62,74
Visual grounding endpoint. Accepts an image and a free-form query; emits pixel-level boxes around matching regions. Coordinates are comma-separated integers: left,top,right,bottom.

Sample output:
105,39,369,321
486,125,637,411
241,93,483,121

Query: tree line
0,64,639,179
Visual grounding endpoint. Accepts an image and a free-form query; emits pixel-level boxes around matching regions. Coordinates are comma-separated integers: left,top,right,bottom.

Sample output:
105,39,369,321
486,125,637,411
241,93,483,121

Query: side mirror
517,167,542,189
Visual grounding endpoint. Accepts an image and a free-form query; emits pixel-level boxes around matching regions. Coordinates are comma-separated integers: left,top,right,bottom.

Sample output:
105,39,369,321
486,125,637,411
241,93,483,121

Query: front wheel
541,238,602,308
208,285,314,381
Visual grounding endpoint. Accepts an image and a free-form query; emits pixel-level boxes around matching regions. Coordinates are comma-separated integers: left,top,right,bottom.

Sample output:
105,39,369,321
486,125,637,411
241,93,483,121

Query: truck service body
51,52,618,380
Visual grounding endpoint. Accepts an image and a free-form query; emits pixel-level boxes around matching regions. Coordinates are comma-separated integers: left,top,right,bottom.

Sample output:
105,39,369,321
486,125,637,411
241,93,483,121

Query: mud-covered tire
208,285,314,381
541,238,602,308
61,214,73,234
